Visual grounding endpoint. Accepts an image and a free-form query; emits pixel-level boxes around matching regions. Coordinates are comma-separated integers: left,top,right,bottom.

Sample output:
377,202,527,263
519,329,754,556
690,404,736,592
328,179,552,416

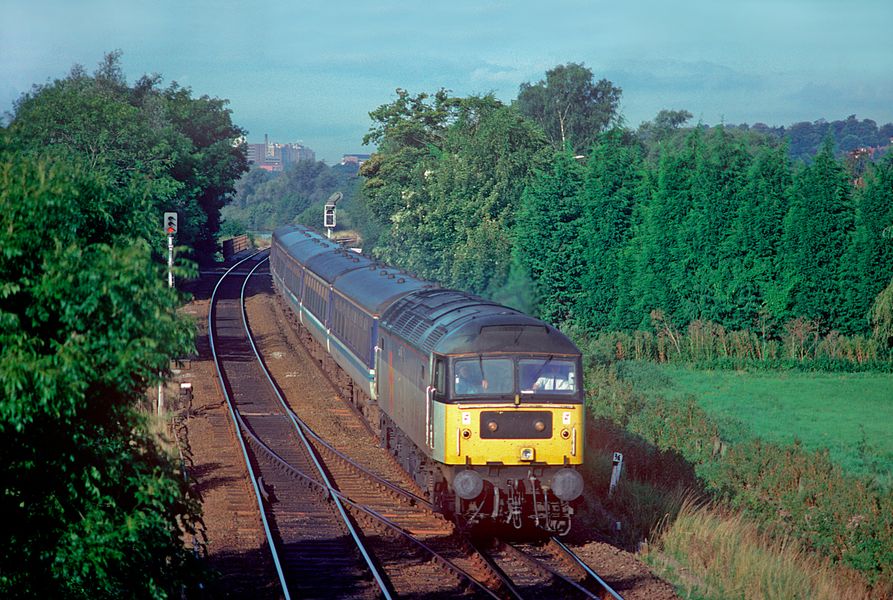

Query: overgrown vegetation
0,52,245,596
221,160,364,238
9,51,246,262
353,61,893,594
584,363,893,593
357,65,893,345
580,317,890,371
646,500,875,599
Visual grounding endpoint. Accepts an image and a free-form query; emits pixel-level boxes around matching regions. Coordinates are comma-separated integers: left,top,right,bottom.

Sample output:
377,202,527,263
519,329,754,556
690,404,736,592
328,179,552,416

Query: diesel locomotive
269,224,585,534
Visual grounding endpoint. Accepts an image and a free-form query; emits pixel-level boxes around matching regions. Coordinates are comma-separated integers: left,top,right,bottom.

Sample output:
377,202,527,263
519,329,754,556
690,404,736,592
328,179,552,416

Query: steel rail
501,541,601,599
207,251,290,600
234,420,502,600
296,416,436,510
243,257,511,599
550,537,624,600
239,256,393,600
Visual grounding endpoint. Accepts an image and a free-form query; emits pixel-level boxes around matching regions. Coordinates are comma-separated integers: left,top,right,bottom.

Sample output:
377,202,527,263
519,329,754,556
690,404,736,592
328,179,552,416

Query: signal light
164,211,178,235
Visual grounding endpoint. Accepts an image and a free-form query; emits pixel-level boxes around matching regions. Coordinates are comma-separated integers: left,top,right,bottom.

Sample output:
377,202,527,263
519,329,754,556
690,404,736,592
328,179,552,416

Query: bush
583,360,893,589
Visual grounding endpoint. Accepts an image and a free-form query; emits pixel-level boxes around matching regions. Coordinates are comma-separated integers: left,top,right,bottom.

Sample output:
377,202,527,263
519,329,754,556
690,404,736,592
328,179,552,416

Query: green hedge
585,363,893,588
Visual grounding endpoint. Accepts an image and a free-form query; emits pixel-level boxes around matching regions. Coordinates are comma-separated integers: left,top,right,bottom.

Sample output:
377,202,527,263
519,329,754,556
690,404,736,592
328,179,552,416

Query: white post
608,451,624,497
167,234,173,288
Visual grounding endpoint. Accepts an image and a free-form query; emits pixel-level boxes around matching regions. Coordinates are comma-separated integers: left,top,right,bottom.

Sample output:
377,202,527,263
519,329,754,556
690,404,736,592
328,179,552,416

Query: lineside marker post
608,451,623,497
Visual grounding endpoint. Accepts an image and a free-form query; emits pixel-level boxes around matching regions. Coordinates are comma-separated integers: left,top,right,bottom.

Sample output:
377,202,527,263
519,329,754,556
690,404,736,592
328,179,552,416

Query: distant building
247,134,315,172
341,153,371,168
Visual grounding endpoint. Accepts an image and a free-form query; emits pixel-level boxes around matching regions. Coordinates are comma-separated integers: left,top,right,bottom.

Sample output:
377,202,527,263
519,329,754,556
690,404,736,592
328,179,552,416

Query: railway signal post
324,192,342,239
164,212,177,288
159,212,178,415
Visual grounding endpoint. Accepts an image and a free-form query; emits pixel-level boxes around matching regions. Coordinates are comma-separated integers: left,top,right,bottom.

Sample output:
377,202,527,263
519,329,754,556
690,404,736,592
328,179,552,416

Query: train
269,224,585,534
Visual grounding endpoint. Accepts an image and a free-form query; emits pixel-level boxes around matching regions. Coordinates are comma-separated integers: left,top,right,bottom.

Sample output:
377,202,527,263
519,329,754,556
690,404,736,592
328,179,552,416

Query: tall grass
579,316,891,371
645,500,877,600
581,361,893,592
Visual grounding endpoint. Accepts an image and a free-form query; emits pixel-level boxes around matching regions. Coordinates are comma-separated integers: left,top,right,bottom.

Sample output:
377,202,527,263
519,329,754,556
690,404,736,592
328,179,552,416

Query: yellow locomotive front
431,354,585,533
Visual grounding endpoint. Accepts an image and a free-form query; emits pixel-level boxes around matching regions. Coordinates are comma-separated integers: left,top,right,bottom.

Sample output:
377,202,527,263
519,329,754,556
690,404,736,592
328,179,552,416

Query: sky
3,1,892,163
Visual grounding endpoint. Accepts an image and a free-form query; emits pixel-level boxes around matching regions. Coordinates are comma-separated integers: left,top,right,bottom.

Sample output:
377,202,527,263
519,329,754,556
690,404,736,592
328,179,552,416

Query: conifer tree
516,149,586,324
781,140,854,330
576,129,640,331
723,143,792,330
841,155,893,332
626,129,702,326
686,126,750,323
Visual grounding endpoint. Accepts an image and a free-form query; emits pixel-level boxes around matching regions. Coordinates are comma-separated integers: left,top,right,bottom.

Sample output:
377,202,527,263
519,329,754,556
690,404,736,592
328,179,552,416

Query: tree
637,109,693,150
360,88,457,229
360,92,549,295
515,149,586,324
840,155,893,332
156,83,248,259
7,52,246,261
516,63,622,154
781,140,855,330
576,128,641,331
0,143,202,596
723,142,793,331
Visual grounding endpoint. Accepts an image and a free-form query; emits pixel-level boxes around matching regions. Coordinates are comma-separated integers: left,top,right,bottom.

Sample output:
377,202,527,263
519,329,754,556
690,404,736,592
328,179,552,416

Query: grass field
620,363,893,486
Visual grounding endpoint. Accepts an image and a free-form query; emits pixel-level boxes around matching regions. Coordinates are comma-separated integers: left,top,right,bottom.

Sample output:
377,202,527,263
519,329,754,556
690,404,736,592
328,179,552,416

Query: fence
221,234,250,259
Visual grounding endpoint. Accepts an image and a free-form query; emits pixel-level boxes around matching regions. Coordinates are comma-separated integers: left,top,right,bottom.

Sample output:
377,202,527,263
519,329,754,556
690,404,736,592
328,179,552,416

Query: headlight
551,468,584,501
453,470,484,500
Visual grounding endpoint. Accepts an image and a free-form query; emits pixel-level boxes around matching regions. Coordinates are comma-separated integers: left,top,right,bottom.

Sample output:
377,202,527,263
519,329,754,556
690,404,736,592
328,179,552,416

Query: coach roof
335,266,432,314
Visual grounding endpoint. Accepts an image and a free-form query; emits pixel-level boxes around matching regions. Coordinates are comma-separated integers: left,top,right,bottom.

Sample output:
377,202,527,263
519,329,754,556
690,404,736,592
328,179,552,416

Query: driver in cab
455,364,488,395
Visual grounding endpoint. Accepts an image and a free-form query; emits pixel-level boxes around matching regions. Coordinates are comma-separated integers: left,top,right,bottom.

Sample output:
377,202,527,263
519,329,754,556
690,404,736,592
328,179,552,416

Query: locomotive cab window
453,358,513,396
519,358,577,394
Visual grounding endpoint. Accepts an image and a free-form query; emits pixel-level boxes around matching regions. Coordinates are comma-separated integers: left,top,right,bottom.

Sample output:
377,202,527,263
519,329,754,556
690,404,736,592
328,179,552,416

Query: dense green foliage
361,90,893,342
358,64,893,344
7,51,247,260
726,115,893,163
361,91,549,297
0,53,244,596
586,363,893,588
516,62,622,154
222,161,362,237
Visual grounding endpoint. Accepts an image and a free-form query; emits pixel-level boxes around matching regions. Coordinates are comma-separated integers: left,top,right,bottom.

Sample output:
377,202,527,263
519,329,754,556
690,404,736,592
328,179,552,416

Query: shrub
583,360,893,590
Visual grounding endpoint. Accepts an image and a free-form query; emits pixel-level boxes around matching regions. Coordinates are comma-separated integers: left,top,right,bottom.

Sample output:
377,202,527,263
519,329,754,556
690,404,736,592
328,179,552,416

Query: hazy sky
3,1,892,163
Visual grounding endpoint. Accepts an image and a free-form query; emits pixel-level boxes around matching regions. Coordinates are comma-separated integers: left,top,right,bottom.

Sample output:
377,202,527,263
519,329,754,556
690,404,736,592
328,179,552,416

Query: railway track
475,537,624,599
210,252,386,598
209,252,625,599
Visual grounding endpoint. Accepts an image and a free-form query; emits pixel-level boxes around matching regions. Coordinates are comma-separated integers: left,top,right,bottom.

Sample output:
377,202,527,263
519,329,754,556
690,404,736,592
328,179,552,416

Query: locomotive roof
381,289,580,356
